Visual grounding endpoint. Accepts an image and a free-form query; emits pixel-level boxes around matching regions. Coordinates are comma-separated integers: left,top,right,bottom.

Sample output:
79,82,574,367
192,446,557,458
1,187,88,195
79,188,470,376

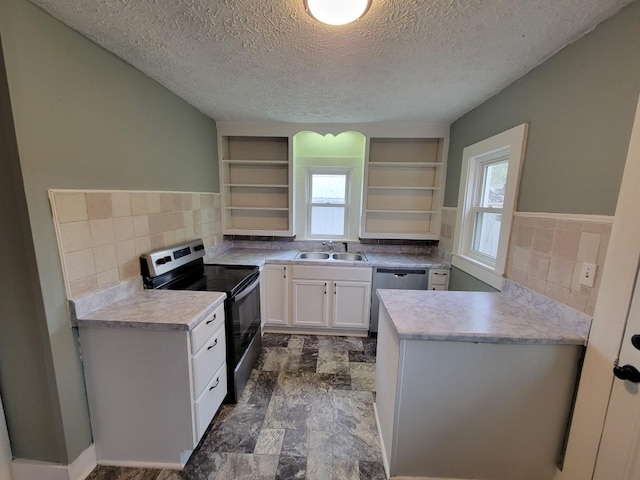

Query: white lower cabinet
290,265,372,332
78,303,227,469
263,265,288,326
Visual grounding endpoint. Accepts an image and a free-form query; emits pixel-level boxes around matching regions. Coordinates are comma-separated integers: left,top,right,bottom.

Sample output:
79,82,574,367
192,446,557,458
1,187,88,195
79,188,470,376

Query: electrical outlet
579,263,597,287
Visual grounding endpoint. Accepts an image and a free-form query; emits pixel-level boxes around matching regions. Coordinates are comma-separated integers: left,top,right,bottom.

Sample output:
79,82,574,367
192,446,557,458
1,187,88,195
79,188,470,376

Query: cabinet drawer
429,269,449,286
191,303,225,353
195,363,227,441
192,327,226,398
292,265,371,282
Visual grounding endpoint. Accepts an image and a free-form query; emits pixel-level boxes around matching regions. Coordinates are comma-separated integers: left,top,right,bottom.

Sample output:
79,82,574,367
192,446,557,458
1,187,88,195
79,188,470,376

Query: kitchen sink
296,251,367,262
332,252,366,261
297,252,331,260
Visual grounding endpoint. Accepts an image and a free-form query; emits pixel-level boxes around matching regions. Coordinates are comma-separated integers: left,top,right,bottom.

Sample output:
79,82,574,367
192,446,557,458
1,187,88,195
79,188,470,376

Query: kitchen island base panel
376,306,583,480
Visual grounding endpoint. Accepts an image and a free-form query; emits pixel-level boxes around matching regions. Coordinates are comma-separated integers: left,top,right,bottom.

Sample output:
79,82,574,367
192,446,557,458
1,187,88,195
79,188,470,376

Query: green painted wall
0,0,219,463
444,0,640,215
448,267,499,292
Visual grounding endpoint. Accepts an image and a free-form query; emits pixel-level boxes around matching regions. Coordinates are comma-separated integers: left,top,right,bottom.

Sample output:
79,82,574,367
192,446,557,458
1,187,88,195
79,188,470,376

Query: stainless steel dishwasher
370,267,429,333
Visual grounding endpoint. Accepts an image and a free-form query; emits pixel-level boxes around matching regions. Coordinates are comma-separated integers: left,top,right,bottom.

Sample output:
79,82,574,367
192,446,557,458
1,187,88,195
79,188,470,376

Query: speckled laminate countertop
377,290,588,345
206,247,448,269
75,290,226,331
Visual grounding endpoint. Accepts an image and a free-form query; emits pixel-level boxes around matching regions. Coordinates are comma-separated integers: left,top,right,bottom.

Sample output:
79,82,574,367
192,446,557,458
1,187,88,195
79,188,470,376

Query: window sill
451,254,504,290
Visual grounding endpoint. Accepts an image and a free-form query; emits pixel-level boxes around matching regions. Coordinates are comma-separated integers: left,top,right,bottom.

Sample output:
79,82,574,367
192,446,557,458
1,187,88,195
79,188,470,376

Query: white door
291,279,328,327
0,395,11,480
332,281,371,329
263,265,289,326
593,264,640,479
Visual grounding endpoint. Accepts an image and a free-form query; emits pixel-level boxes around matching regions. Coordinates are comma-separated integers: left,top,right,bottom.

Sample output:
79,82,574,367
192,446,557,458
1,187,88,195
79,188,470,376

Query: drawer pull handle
434,272,447,276
209,378,220,391
207,339,218,350
206,314,217,325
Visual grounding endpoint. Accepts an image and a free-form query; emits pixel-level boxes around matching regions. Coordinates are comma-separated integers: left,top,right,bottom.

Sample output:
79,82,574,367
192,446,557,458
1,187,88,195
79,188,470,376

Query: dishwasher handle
376,268,428,276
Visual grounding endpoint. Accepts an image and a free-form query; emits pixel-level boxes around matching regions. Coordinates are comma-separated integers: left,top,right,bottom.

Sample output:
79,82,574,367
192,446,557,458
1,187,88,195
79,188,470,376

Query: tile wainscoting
439,211,613,316
49,190,223,299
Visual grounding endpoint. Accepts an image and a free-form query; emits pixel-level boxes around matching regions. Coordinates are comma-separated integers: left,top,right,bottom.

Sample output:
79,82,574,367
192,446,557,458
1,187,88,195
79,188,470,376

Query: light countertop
74,290,226,331
378,290,589,345
206,247,448,269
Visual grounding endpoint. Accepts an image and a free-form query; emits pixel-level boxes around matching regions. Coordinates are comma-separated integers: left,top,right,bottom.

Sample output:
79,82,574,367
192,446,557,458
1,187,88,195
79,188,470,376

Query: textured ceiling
31,0,633,123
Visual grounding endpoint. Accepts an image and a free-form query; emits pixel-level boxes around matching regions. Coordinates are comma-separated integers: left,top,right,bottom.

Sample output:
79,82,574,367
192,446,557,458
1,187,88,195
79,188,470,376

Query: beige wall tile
192,193,201,209
59,221,92,253
586,295,598,316
131,193,147,215
150,234,164,250
161,193,176,212
148,213,165,236
528,252,551,279
553,230,580,260
578,232,601,263
86,192,113,219
510,268,528,285
118,261,139,280
114,217,135,242
525,274,546,294
163,230,176,246
54,192,87,223
133,215,150,238
548,257,576,289
583,222,613,234
89,219,115,247
532,228,554,254
182,194,193,210
146,193,161,214
174,228,186,243
116,240,136,266
512,247,531,272
69,275,98,298
66,249,95,281
184,225,195,240
537,218,557,229
545,283,570,303
568,291,589,311
515,226,534,248
112,193,132,217
183,211,194,227
557,220,583,231
134,236,151,256
93,244,117,273
213,194,221,209
97,269,119,288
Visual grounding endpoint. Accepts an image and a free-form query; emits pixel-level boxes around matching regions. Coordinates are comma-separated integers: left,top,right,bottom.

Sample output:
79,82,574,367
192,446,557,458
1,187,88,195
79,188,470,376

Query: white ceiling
31,0,633,124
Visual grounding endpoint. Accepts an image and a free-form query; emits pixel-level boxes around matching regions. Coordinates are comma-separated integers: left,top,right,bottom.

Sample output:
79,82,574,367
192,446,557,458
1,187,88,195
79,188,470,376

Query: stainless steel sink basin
332,252,366,261
298,252,331,260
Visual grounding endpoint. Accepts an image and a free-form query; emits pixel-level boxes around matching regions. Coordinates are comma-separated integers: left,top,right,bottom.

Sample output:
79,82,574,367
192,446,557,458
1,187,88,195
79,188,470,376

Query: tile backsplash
506,215,611,316
50,190,222,299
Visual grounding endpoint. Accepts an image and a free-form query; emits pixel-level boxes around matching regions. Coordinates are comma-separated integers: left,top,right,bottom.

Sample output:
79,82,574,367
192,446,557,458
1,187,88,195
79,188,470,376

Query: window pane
472,211,502,259
310,206,345,236
480,161,507,208
311,174,346,204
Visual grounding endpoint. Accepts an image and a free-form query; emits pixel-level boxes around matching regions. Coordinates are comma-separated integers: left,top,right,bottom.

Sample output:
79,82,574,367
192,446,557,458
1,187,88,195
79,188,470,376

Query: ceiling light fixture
304,0,371,26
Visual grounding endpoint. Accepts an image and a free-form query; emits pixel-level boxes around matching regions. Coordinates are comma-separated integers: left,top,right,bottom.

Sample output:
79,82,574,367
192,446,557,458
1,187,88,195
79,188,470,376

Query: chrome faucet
322,241,334,252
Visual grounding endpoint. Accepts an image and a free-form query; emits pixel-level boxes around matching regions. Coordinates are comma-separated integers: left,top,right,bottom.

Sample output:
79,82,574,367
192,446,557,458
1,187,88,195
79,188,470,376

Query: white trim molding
514,211,614,223
441,206,458,211
453,123,528,283
10,445,96,480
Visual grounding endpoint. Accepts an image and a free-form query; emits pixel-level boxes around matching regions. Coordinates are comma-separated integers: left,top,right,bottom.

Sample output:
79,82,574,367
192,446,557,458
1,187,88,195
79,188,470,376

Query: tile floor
86,333,384,480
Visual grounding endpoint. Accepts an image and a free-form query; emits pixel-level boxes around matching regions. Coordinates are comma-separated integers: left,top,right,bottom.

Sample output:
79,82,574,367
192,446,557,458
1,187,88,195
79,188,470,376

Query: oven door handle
232,276,260,303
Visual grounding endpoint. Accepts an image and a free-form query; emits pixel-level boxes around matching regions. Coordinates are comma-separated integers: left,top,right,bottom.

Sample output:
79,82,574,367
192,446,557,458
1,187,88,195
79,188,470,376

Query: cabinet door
263,265,289,326
332,281,371,329
291,279,328,327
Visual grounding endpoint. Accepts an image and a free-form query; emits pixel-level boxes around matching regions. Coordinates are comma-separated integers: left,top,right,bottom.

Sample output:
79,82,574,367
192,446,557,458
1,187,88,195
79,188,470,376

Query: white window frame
452,124,528,290
306,167,351,239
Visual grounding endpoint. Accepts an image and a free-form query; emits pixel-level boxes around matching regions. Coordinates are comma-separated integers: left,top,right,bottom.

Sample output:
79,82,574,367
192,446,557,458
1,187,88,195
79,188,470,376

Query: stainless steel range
140,239,261,403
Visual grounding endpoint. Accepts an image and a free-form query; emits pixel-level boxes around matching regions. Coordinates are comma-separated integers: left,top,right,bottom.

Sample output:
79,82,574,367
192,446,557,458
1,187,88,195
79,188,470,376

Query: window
453,124,528,289
307,168,350,238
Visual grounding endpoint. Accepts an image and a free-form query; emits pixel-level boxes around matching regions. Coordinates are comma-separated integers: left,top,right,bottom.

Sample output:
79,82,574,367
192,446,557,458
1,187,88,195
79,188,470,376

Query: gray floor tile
332,458,360,480
275,455,307,480
253,428,285,454
213,453,280,480
357,460,386,480
307,430,334,480
281,428,310,457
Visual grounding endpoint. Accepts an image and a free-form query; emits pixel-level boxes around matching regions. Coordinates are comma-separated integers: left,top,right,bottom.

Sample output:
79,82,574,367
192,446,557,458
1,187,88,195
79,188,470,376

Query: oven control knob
164,256,172,262
156,258,166,265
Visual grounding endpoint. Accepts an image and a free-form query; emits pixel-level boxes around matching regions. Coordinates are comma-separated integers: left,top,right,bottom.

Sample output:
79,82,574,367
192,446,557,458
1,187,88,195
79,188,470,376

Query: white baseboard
11,445,96,480
97,459,183,470
373,402,390,479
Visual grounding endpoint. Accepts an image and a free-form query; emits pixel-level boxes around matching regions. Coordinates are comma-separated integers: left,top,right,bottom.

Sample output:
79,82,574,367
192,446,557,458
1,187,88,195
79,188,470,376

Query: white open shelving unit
220,135,293,236
361,137,447,240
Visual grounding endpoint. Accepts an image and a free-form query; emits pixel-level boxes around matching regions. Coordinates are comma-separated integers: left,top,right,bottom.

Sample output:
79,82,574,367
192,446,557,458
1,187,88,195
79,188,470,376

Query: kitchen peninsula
375,290,589,480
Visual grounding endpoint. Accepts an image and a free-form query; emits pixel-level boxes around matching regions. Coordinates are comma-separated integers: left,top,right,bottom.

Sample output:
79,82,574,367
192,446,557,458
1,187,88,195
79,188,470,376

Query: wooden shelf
367,186,440,191
361,137,446,240
220,135,293,236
